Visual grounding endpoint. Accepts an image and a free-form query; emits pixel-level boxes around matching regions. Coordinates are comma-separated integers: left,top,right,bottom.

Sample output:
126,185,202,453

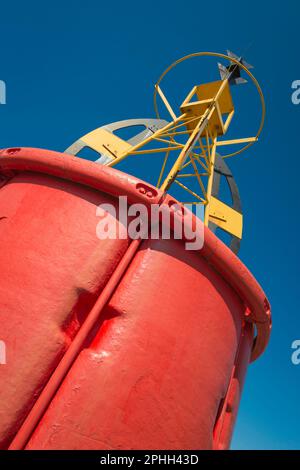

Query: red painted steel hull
0,148,271,450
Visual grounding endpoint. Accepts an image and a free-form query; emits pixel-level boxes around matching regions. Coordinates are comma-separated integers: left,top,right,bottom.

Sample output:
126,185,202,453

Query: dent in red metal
25,237,247,450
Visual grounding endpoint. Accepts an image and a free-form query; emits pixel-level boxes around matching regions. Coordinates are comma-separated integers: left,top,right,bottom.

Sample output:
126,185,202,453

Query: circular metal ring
153,51,266,159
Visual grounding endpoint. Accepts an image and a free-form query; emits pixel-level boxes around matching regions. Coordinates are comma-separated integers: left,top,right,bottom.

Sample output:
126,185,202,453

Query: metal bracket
65,118,168,164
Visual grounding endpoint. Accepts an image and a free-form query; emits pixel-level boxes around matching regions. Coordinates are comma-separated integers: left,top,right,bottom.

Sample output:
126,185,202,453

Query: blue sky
0,0,299,450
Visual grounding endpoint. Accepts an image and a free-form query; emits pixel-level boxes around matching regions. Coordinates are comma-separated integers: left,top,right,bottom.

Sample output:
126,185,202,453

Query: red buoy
0,148,271,450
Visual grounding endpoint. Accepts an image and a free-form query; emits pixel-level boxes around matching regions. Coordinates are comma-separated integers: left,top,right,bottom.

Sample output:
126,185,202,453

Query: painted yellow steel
106,77,239,229
216,137,257,147
72,52,266,241
204,134,217,226
209,196,243,238
81,128,132,158
153,51,266,160
156,85,177,120
180,80,235,137
107,114,187,166
160,115,210,192
195,81,234,114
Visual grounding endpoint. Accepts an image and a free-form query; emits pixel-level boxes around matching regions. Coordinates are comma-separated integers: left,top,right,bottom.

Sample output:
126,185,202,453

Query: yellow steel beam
204,134,217,226
160,113,210,192
81,128,132,158
216,136,257,147
208,196,243,238
107,114,187,167
131,145,183,155
174,179,206,203
157,151,170,187
156,85,177,120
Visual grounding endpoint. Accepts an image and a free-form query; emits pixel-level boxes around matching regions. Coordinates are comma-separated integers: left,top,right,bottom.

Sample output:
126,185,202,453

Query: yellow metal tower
65,51,265,249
